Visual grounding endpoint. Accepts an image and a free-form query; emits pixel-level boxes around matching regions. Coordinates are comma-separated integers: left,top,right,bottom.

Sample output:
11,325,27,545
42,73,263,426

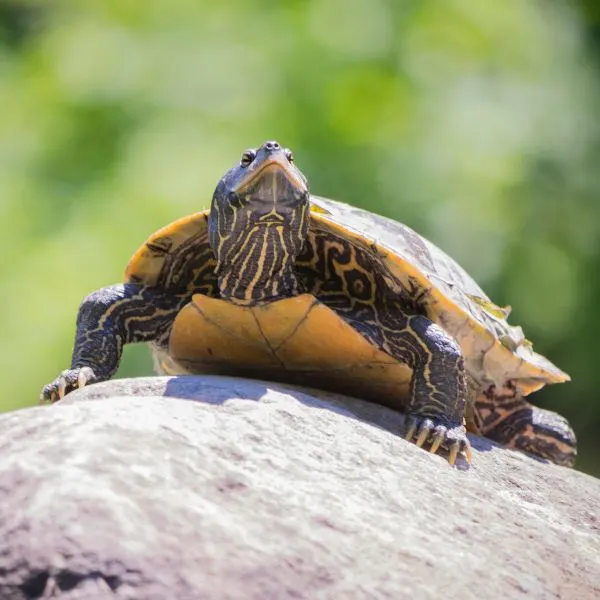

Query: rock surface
0,376,598,599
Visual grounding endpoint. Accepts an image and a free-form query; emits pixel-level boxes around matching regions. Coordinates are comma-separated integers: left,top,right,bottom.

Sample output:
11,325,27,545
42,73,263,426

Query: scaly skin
393,315,471,465
40,284,191,402
473,382,576,467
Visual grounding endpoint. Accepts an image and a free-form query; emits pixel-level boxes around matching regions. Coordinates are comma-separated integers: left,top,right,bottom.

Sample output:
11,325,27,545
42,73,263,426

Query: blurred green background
1,0,598,475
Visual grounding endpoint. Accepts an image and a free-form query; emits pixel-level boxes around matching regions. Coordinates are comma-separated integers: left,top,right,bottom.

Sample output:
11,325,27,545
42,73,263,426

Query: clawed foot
405,414,472,465
40,367,98,404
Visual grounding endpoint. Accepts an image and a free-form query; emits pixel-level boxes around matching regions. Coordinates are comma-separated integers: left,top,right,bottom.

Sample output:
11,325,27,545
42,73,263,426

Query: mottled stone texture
0,376,598,599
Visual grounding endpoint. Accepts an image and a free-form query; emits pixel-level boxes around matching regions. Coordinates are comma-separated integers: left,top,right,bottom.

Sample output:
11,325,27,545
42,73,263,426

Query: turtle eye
240,149,256,167
285,149,294,163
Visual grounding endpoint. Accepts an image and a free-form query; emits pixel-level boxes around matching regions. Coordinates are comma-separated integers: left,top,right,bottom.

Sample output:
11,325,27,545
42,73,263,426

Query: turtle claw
404,417,418,443
77,366,95,390
464,443,473,464
41,366,98,404
57,377,67,400
448,442,459,466
429,430,445,455
404,413,471,466
415,426,429,448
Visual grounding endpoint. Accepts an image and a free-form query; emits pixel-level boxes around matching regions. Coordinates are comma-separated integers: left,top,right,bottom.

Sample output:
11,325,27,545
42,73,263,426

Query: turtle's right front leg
41,283,190,402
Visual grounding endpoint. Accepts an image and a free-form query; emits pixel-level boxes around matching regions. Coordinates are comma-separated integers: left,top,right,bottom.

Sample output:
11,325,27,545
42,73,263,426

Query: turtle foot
404,414,472,465
40,366,98,403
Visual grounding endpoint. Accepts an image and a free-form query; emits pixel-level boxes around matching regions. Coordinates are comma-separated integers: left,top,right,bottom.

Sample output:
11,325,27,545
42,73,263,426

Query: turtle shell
125,195,569,399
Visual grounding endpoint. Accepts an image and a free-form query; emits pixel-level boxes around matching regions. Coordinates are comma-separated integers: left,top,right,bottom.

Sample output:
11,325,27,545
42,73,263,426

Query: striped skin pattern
209,170,310,304
295,228,469,460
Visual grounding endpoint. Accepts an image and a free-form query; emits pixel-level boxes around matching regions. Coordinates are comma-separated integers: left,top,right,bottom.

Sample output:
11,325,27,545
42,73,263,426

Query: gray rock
0,376,598,600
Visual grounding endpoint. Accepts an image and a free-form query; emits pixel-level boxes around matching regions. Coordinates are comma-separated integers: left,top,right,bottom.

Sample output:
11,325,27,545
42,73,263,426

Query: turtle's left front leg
41,283,190,402
382,313,472,465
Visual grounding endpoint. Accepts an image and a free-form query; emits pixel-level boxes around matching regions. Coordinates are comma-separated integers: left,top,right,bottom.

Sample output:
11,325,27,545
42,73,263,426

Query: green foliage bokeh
1,0,598,475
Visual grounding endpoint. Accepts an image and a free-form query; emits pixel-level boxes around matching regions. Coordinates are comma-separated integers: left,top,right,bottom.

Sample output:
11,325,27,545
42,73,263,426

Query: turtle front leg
41,283,190,402
384,314,472,465
473,383,577,467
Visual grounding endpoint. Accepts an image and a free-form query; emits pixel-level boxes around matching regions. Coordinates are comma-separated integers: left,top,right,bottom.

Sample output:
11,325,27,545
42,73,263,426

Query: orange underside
162,293,412,409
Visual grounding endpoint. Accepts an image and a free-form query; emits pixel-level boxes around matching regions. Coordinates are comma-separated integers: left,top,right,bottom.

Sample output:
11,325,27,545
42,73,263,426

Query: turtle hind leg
474,383,577,467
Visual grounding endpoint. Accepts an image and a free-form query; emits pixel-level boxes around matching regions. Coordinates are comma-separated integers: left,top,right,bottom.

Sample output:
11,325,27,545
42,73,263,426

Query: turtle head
209,141,310,304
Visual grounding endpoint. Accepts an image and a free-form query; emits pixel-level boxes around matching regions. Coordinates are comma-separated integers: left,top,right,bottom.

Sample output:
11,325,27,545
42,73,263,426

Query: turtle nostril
264,141,280,151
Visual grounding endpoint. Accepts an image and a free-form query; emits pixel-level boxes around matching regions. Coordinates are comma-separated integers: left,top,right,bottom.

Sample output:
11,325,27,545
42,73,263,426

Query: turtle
41,140,576,467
